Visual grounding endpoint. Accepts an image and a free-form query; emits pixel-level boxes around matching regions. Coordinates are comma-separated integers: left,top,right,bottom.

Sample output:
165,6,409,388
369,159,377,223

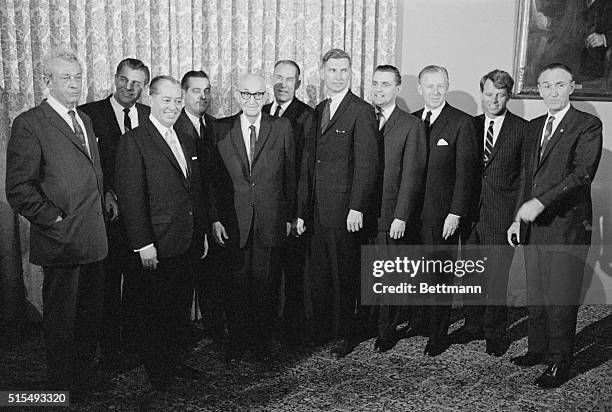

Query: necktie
423,110,432,132
320,98,331,132
376,109,386,132
165,129,188,178
199,116,206,140
273,105,282,117
484,120,494,164
540,116,555,160
123,107,132,132
67,110,89,156
249,125,257,171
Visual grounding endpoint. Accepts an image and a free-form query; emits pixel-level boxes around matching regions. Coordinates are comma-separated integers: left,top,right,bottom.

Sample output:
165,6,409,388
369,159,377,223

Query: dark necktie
249,125,257,171
67,109,89,155
320,98,331,132
423,110,432,132
540,116,555,160
199,116,206,141
376,109,386,132
484,120,494,164
123,107,132,132
273,105,282,117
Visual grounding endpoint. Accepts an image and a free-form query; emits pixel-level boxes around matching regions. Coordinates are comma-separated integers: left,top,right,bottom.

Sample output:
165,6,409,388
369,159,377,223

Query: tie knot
547,116,555,123
489,120,494,127
249,125,255,132
68,109,76,118
425,111,432,120
123,107,130,114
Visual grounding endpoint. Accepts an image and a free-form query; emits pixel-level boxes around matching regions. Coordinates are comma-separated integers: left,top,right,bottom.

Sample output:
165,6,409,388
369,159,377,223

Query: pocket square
191,156,198,160
437,138,449,146
336,129,346,134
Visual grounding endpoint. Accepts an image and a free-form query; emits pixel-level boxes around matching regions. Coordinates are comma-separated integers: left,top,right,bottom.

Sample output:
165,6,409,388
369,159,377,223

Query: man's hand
54,215,63,223
212,221,228,246
507,221,521,248
389,218,406,240
534,12,550,30
515,198,545,223
139,245,158,270
286,222,292,237
200,234,209,259
295,218,306,236
442,214,460,240
104,192,119,221
347,209,363,232
586,32,605,48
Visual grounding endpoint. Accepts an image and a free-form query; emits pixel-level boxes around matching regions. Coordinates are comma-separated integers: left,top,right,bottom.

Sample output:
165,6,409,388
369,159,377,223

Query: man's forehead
420,72,446,84
156,82,181,97
187,77,211,89
118,66,146,80
238,75,265,90
325,58,350,68
373,71,395,81
539,68,572,83
51,58,81,73
274,63,298,77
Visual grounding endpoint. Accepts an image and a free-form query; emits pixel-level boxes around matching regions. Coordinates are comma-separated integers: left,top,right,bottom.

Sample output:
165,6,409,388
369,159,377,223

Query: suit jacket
371,106,427,231
114,117,208,258
473,111,527,234
518,105,602,246
210,112,295,249
298,90,378,229
78,95,150,194
413,103,480,228
6,101,107,266
262,98,317,183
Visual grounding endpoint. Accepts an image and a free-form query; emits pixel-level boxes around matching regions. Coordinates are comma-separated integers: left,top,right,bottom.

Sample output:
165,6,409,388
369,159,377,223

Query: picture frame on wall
513,0,612,100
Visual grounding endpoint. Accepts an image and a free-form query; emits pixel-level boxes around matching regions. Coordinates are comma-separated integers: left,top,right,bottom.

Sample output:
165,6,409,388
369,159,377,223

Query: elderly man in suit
296,49,378,358
368,64,427,352
174,70,225,345
79,58,150,368
453,70,527,356
411,65,480,357
211,73,295,362
508,63,602,389
114,76,209,391
262,60,317,351
6,48,108,395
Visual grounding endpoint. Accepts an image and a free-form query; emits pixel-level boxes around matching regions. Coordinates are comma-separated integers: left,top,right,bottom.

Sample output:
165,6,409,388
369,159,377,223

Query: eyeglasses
539,82,571,92
238,90,265,100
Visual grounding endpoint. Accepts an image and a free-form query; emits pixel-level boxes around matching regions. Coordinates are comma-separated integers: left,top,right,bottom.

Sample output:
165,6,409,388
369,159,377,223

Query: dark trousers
195,242,228,338
524,244,587,361
226,233,281,351
42,262,104,388
463,226,515,341
140,249,194,380
306,220,361,342
281,233,307,343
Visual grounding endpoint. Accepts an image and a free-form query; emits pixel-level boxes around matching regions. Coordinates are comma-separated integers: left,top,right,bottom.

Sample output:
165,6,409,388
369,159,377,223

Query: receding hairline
237,73,266,91
42,48,82,77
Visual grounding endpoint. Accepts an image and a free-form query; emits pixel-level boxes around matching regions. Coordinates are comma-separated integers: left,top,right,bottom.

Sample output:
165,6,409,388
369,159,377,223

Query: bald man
210,73,295,362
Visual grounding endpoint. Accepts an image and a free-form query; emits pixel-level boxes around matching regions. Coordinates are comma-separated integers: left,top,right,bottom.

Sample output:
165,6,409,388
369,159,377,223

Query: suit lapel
382,107,400,136
485,113,512,167
104,96,123,137
145,120,189,187
253,114,272,167
41,101,91,159
281,99,300,122
429,105,449,149
537,107,573,168
322,91,352,135
229,115,250,177
531,116,547,176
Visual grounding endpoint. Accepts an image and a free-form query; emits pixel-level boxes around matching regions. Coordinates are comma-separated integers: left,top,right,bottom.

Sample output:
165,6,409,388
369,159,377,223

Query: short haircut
417,65,449,84
322,49,351,66
116,58,150,85
479,69,514,95
181,70,210,90
149,75,180,95
274,60,301,77
374,64,402,85
42,47,81,77
538,62,574,82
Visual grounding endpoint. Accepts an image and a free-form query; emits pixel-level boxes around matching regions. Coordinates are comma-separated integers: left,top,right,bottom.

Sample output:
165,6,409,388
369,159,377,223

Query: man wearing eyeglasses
210,73,295,362
507,63,602,389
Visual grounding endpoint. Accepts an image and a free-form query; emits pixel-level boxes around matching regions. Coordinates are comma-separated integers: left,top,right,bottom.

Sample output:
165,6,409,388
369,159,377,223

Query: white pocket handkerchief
191,156,198,160
437,138,449,146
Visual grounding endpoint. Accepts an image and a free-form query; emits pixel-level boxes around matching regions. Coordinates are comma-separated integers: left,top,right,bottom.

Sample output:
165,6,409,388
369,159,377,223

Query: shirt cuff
135,243,154,253
448,213,461,219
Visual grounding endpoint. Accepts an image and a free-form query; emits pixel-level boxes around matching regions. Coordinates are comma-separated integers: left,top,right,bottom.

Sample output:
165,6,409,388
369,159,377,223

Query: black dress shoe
170,363,202,379
450,327,483,344
424,338,450,357
330,340,352,359
534,362,572,389
510,352,544,367
373,336,397,353
485,339,509,357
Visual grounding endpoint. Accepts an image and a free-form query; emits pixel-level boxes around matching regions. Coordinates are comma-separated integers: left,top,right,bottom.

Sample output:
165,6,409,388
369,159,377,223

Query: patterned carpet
1,306,611,411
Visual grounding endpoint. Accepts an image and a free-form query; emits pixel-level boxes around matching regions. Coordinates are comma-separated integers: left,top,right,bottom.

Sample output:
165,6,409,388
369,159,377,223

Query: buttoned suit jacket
413,103,480,228
210,112,296,249
6,101,107,266
297,90,378,229
114,117,208,258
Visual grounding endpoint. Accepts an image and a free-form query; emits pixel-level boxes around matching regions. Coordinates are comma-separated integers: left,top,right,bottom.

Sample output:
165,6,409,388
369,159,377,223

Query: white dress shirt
46,94,91,156
240,112,262,165
269,99,292,117
421,101,446,125
541,104,571,146
185,109,206,137
327,87,350,119
110,94,139,134
377,104,396,130
483,112,506,148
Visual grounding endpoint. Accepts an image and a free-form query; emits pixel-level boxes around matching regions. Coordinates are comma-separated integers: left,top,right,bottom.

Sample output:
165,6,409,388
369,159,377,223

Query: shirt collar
424,101,445,117
548,104,571,123
240,112,262,129
46,94,76,115
271,99,292,115
484,110,506,125
111,94,133,113
149,114,174,138
185,109,205,129
377,103,396,121
327,87,349,104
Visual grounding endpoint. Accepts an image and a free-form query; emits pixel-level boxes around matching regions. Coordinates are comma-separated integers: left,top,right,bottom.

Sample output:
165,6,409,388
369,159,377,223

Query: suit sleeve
535,117,603,208
282,119,296,221
394,120,427,222
296,110,317,221
450,116,480,218
114,133,155,250
6,115,65,226
349,105,379,213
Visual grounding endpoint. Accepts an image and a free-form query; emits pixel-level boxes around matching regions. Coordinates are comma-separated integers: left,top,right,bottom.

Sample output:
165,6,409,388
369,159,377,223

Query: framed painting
514,0,612,100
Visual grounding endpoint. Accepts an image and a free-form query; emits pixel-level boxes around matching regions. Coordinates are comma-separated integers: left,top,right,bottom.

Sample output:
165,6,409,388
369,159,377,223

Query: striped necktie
540,116,555,160
483,120,494,164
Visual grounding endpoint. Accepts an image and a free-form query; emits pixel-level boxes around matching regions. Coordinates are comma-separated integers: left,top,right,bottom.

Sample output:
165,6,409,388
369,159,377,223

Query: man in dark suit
79,58,150,368
411,65,480,357
211,73,295,361
6,48,108,394
114,76,209,390
262,60,317,350
453,70,527,356
296,49,378,358
368,65,427,352
174,70,225,344
508,63,602,388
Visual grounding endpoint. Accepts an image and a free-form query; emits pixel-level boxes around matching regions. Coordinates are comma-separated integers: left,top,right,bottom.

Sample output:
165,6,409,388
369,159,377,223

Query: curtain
0,0,397,319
